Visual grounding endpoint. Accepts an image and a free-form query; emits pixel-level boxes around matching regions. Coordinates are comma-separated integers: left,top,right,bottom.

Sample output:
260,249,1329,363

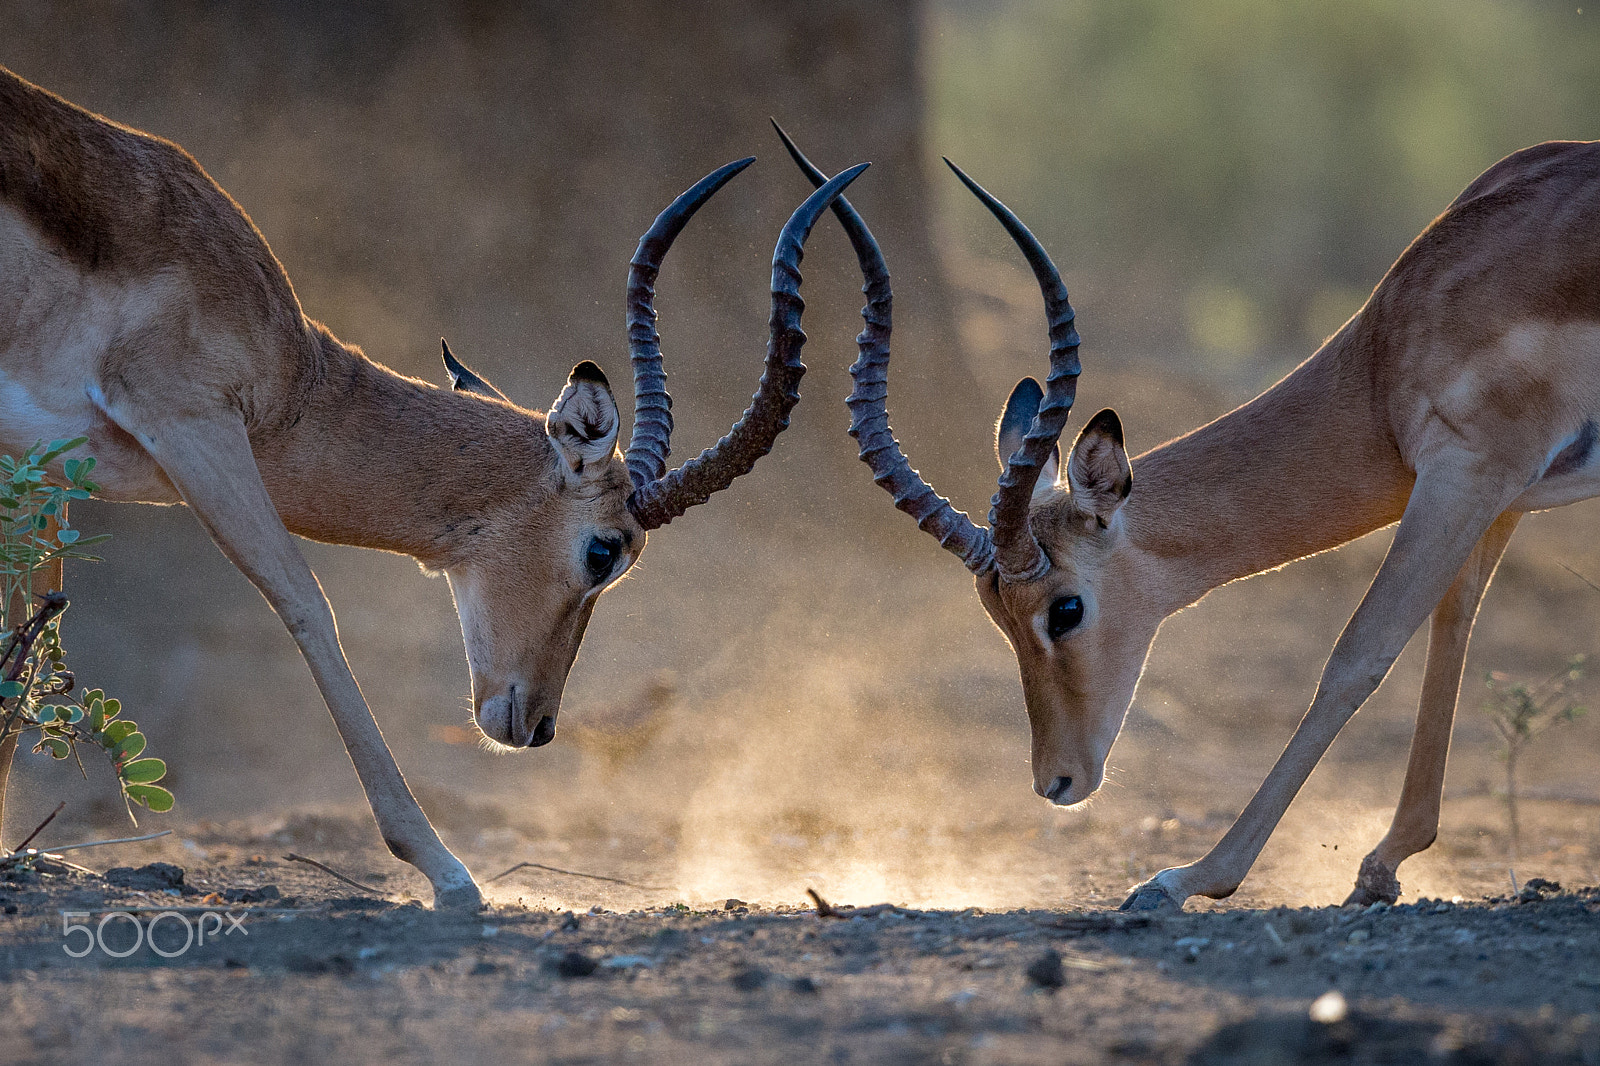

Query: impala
0,67,866,908
780,124,1600,911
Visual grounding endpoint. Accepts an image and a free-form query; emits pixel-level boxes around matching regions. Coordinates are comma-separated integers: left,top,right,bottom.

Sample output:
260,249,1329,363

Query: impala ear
441,338,507,401
1067,408,1132,527
995,377,1060,501
546,361,620,477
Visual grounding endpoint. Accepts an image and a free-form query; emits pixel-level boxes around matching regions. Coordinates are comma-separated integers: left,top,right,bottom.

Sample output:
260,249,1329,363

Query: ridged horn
773,122,996,574
624,157,755,493
625,160,871,530
944,158,1080,582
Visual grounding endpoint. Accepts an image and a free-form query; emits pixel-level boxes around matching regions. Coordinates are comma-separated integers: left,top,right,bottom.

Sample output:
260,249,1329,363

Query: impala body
0,68,863,908
782,125,1600,911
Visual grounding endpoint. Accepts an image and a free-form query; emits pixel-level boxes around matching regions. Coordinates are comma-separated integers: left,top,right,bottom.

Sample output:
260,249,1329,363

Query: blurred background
3,0,1599,909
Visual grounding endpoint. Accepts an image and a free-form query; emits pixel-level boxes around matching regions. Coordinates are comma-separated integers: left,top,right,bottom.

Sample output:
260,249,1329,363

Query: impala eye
1047,595,1085,640
585,536,620,583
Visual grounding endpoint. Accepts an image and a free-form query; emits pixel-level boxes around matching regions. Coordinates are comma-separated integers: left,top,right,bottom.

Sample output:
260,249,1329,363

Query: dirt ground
0,800,1597,1066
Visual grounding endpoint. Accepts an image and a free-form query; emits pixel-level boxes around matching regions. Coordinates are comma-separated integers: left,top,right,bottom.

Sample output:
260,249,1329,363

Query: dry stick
485,860,664,891
282,852,386,896
805,887,913,920
10,800,64,854
41,829,171,854
0,828,173,868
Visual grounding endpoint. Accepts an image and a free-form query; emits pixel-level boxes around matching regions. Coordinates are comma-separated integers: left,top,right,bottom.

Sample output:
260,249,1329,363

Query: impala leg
1122,456,1529,911
124,415,480,909
1344,510,1520,906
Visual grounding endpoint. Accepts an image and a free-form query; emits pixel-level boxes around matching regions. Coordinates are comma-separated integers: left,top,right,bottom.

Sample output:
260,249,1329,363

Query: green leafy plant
0,438,173,821
1481,654,1587,862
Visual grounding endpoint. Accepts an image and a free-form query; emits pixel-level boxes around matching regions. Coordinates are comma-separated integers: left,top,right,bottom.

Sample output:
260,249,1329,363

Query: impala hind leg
123,415,480,909
1345,511,1520,906
1121,454,1533,912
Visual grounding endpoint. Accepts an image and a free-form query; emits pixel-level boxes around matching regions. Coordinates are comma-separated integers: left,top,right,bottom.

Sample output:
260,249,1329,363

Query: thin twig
806,887,839,917
485,860,663,890
40,829,171,854
805,887,918,920
1,828,173,867
282,852,385,895
1561,563,1600,594
10,800,64,853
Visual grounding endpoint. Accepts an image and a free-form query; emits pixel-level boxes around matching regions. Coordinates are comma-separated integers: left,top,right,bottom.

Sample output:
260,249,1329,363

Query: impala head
441,154,869,749
773,124,1151,808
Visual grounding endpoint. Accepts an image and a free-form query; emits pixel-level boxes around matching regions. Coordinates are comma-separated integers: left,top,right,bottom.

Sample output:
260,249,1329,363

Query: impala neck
254,328,554,565
1126,326,1414,614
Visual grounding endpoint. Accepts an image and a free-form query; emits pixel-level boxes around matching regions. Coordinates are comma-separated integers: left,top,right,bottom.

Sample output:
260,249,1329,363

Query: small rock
104,862,185,891
600,955,655,970
469,961,498,976
1025,950,1066,989
791,976,819,995
1308,989,1348,1024
222,885,281,904
724,898,748,911
1347,929,1370,944
730,966,769,992
552,951,598,978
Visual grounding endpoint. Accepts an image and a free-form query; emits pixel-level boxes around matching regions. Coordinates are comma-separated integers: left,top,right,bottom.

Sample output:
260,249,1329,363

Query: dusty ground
1,803,1598,1066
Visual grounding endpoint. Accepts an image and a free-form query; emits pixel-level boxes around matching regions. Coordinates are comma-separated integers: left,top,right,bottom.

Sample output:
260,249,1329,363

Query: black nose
528,715,557,747
1046,776,1073,803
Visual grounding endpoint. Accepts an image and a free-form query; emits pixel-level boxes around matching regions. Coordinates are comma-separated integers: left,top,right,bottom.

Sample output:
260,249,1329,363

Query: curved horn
773,122,996,574
626,161,871,531
625,157,756,492
944,158,1080,582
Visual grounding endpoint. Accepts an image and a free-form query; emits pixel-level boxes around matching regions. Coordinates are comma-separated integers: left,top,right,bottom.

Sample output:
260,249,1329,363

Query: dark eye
1047,595,1085,640
585,537,619,582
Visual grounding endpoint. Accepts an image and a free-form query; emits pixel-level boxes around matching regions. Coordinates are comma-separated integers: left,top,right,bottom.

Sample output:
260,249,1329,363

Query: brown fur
0,66,665,906
979,140,1600,909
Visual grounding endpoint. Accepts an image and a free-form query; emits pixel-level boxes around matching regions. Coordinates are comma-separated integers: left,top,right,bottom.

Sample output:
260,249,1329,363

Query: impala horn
623,157,870,530
774,124,1077,581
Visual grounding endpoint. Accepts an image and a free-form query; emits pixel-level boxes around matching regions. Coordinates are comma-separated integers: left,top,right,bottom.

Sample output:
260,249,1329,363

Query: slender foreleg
111,413,480,908
1345,510,1520,905
1122,453,1533,911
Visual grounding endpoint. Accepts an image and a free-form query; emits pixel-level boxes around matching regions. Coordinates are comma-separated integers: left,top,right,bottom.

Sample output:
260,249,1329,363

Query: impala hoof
432,880,485,912
1119,883,1183,912
1343,854,1401,907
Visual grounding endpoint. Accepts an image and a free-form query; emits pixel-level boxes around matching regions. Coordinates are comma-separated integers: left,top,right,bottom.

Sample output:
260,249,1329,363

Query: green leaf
88,700,104,732
102,697,120,720
55,529,79,545
36,737,70,759
62,459,80,480
114,732,146,759
66,488,91,500
38,437,88,464
124,784,174,813
0,680,25,699
103,720,137,744
52,705,83,724
120,758,166,784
